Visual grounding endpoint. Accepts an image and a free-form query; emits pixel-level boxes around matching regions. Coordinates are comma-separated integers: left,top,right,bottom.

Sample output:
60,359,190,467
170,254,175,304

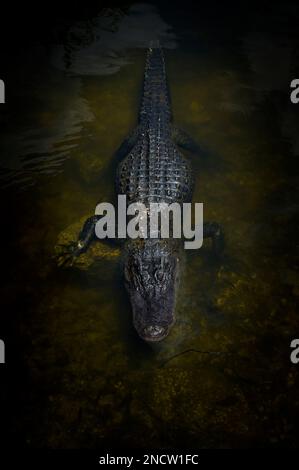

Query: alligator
60,42,223,342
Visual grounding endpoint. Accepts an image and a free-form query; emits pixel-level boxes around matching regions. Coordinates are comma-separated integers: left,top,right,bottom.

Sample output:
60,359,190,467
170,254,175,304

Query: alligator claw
55,242,81,268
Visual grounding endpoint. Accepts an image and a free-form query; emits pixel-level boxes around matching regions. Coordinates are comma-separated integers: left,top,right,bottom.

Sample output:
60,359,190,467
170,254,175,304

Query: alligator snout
142,324,168,342
124,241,179,342
130,290,175,342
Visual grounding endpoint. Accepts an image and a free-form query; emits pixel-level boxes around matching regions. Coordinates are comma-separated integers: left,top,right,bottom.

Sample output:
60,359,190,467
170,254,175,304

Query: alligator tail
139,41,172,123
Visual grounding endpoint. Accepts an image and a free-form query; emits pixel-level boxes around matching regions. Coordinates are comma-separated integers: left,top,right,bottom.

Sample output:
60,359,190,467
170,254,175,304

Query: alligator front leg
57,215,100,267
203,222,224,253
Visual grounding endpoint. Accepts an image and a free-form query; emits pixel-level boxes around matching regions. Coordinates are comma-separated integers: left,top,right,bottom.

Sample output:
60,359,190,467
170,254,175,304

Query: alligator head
124,239,179,342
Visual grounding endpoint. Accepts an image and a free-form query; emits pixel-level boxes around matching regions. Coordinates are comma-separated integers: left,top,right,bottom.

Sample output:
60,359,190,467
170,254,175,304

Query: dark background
1,0,299,449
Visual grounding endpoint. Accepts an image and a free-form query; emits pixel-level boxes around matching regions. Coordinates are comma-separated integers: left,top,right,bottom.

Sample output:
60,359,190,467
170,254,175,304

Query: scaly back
117,44,193,207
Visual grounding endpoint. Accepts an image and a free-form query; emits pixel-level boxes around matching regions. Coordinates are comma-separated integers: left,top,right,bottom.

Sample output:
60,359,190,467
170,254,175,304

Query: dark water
1,1,299,448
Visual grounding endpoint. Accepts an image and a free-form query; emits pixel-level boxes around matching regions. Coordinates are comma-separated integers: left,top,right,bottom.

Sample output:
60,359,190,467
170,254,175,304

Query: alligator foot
203,222,224,253
56,241,81,267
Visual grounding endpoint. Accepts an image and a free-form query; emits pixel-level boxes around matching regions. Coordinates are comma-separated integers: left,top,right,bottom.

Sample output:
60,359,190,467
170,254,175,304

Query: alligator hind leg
203,222,224,253
115,125,141,159
57,215,100,267
171,125,202,153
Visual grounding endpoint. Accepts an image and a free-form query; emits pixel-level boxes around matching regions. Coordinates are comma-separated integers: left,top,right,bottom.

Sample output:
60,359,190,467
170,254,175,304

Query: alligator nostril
144,325,165,338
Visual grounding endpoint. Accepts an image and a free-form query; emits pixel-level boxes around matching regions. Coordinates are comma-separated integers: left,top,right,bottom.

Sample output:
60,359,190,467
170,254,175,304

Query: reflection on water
0,4,175,190
52,4,177,75
2,1,299,448
0,70,94,189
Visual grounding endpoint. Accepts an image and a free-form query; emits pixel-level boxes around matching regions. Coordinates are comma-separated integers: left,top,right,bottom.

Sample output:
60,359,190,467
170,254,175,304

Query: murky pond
1,2,299,448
